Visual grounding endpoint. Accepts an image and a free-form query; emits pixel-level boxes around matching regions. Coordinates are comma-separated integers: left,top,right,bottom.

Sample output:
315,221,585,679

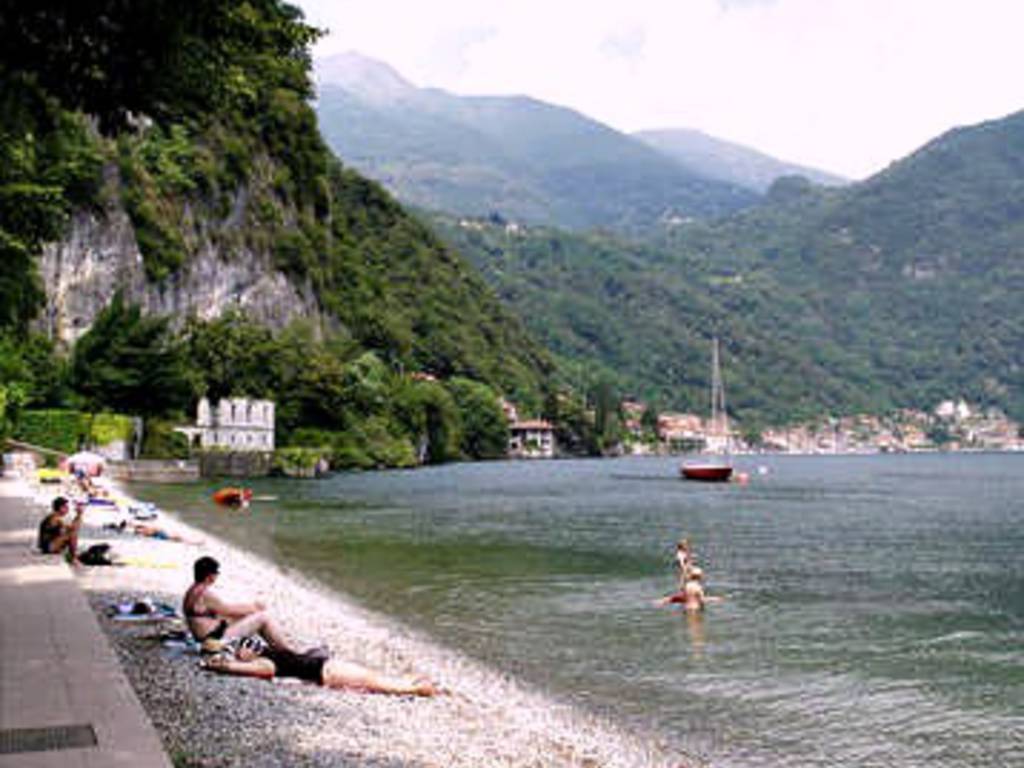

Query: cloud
717,0,778,10
426,25,498,80
600,24,647,62
298,0,1024,179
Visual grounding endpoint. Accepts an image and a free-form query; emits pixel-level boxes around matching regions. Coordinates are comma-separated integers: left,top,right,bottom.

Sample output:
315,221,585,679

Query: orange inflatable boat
211,487,253,506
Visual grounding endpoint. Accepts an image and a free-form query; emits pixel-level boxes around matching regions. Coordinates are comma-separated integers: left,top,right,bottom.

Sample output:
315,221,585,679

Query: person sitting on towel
183,556,295,652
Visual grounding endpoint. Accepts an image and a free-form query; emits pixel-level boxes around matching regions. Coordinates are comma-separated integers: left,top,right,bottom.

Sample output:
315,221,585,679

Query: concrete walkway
0,476,171,767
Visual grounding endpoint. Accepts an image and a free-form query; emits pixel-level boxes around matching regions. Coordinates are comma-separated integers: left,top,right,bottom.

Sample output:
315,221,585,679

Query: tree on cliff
0,0,322,327
0,0,320,133
445,377,509,460
70,293,191,417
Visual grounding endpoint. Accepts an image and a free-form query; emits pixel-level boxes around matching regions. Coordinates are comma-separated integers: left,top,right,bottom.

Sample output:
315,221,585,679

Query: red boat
212,487,253,506
680,462,734,482
681,338,734,483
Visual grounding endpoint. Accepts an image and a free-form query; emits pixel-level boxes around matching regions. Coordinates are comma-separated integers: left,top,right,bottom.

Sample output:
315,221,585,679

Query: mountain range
633,128,847,193
315,52,770,235
314,54,849,236
313,52,1024,424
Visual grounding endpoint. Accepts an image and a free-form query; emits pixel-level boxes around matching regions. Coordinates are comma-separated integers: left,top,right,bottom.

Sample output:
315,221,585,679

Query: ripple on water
132,454,1024,768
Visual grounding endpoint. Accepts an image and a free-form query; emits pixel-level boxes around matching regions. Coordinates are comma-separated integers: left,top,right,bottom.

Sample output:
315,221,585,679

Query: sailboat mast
710,337,720,430
718,340,727,437
710,337,729,454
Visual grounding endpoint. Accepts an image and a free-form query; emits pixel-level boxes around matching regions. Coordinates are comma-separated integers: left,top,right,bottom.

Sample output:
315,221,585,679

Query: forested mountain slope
673,111,1024,420
432,214,884,428
432,109,1024,424
315,53,758,236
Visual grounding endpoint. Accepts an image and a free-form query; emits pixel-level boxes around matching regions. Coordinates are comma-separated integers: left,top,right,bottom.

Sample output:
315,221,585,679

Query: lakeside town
504,396,1024,459
633,398,1024,456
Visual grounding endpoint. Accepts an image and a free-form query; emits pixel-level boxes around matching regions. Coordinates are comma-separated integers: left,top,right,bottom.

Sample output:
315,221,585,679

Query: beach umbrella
66,451,106,476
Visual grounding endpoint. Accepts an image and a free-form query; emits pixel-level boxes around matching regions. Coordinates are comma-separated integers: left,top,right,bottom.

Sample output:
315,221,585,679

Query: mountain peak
314,51,416,104
634,127,847,193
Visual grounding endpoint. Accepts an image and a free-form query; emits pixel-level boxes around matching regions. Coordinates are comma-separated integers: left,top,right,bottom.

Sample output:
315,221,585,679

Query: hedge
12,410,136,454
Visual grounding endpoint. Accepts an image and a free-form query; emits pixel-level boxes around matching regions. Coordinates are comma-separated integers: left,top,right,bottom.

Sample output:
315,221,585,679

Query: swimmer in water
674,538,693,586
655,567,724,611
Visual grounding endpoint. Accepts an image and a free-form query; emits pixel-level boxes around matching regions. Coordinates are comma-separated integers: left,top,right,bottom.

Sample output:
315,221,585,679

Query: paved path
0,476,171,767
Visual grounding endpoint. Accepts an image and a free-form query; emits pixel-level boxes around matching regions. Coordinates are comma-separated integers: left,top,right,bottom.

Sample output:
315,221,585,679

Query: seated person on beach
183,556,295,652
655,567,724,611
203,636,438,696
37,496,84,560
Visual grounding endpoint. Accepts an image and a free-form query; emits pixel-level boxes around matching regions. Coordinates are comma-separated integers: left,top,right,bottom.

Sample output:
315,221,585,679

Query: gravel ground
39,481,694,768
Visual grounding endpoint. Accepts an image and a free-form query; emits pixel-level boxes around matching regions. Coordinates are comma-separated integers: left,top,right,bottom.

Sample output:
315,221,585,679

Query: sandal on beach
199,654,231,672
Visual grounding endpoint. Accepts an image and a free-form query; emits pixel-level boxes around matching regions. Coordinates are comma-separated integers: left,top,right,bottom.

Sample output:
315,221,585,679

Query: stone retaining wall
197,451,273,478
106,459,200,483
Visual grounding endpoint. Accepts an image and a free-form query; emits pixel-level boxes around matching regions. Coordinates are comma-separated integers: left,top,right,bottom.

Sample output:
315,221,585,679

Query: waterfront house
178,397,275,452
657,412,705,451
509,419,555,459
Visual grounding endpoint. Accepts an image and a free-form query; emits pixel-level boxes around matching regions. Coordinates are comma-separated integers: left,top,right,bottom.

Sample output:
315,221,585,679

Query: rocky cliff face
38,174,322,346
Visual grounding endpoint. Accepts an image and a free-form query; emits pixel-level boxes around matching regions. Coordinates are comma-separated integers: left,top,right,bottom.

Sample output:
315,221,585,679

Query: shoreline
20,474,693,767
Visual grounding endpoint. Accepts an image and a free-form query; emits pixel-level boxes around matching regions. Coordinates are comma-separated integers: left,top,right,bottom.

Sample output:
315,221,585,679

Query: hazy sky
297,0,1024,180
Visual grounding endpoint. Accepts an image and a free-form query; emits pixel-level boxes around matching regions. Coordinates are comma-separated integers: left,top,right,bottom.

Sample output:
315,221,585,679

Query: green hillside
432,214,885,429
314,53,759,236
0,0,555,465
668,111,1024,420
432,109,1024,425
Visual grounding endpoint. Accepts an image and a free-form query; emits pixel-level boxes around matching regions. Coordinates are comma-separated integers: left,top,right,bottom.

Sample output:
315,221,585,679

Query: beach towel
129,503,160,520
107,598,180,621
116,556,179,569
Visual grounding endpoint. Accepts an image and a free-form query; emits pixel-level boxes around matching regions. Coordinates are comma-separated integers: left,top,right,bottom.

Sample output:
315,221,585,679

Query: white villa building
179,397,275,452
508,419,555,459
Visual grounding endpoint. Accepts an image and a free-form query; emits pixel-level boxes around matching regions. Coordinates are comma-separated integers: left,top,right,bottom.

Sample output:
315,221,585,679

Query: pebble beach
21,476,694,768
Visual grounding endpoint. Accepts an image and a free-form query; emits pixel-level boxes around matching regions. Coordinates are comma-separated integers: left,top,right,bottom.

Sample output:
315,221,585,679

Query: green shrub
139,124,200,196
90,412,136,445
329,437,374,470
272,446,325,476
360,416,417,468
118,141,187,281
140,419,190,459
287,427,334,449
286,423,416,469
13,409,89,453
445,377,508,459
12,409,134,453
272,229,314,275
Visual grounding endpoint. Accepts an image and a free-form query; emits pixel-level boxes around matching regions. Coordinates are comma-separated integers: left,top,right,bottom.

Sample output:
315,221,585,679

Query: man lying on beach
38,496,84,561
202,636,439,696
184,556,296,651
104,519,201,544
654,567,724,611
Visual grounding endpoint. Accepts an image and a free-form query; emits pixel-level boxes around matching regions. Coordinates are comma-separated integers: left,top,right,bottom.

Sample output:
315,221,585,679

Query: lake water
135,454,1024,767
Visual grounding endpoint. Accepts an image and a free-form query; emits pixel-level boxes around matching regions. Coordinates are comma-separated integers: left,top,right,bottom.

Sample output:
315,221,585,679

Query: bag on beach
80,543,114,566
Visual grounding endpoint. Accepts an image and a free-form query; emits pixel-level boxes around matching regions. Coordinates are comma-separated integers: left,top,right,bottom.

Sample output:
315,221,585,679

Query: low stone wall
197,451,273,478
107,459,200,484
